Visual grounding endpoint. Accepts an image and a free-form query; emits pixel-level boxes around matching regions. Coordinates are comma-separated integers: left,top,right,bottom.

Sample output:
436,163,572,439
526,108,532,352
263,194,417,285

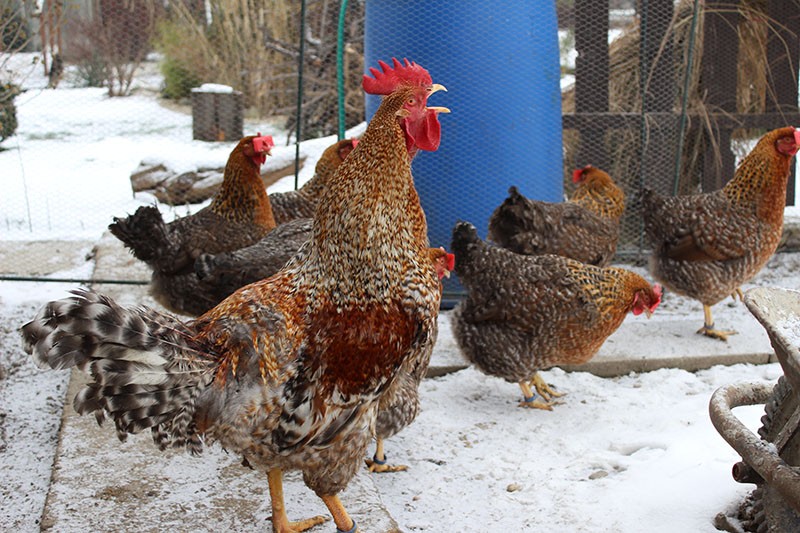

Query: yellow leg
320,494,357,533
518,380,553,410
696,304,737,341
530,373,564,401
730,287,744,302
267,468,328,533
365,438,408,473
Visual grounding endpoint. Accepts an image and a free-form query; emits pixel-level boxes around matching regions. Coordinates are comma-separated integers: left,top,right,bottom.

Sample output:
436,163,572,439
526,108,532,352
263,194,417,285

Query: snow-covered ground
2,51,800,532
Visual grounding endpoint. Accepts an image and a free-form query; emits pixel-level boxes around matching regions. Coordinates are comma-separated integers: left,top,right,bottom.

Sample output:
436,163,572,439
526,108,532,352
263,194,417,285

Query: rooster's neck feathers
299,87,434,305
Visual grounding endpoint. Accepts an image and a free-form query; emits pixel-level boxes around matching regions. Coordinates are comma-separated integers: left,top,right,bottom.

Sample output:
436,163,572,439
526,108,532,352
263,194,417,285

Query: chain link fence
2,0,800,284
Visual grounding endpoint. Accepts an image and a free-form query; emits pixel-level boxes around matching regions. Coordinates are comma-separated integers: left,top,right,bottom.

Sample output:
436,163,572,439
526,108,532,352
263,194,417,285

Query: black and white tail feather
20,289,214,454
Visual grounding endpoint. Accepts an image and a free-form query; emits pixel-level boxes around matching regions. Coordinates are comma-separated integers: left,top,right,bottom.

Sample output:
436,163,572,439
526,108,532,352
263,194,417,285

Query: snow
192,83,236,93
2,52,800,533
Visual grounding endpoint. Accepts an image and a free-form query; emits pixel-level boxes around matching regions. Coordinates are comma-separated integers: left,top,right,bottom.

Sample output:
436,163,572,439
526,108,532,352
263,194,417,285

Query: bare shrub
156,0,365,139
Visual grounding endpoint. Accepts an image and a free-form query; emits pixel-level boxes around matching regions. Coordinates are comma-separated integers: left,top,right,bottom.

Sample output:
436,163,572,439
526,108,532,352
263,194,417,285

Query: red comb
572,165,592,183
651,284,663,312
252,134,274,153
351,138,359,147
445,252,456,272
794,128,800,145
362,57,433,95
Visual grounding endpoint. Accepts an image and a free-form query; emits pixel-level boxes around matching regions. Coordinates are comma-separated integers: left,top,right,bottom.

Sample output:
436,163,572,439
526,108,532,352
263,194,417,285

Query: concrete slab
41,371,399,533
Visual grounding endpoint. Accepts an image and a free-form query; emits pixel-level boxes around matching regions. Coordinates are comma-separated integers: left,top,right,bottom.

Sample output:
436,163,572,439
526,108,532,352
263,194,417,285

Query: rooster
450,221,661,409
270,138,358,225
108,134,277,316
366,247,455,473
642,126,800,340
21,57,449,533
487,165,625,266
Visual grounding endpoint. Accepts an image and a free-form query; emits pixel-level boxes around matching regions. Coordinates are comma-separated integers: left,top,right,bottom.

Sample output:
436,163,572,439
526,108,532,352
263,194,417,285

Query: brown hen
642,126,800,340
488,165,625,266
108,135,276,315
451,221,661,409
21,58,449,533
270,138,358,225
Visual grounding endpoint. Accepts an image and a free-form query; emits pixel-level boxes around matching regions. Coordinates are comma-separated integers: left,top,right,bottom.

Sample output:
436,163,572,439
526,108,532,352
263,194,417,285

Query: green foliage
158,49,201,100
155,20,203,100
74,49,109,88
0,83,20,143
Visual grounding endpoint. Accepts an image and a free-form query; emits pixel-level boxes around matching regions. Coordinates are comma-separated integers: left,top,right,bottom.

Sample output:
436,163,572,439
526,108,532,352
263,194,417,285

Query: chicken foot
697,304,737,341
518,379,554,410
530,373,564,402
267,468,328,533
320,494,358,533
365,437,408,473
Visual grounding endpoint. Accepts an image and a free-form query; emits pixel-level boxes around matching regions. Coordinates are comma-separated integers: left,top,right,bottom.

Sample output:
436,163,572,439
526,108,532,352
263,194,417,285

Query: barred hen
366,247,455,473
270,138,358,225
194,217,313,305
642,126,800,340
21,57,448,533
488,165,625,266
451,221,661,409
108,134,276,316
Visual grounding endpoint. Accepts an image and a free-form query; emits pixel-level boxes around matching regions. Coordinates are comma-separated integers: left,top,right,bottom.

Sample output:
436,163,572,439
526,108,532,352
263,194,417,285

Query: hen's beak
443,270,451,279
427,106,451,114
644,308,653,319
429,83,447,95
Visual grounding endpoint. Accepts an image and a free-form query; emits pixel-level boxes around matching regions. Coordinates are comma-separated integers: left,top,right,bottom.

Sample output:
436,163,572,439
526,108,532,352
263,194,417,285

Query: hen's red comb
572,165,592,183
445,252,456,272
362,57,432,95
252,133,274,153
651,283,663,311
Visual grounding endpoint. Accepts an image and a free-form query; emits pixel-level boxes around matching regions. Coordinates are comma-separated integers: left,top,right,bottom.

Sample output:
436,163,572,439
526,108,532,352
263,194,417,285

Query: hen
366,247,455,473
108,134,277,316
451,221,661,409
194,217,314,306
270,138,358,225
642,126,800,340
487,165,625,266
21,57,449,533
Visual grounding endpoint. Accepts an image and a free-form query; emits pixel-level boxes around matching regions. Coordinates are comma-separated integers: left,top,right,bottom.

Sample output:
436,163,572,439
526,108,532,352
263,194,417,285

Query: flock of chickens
18,56,800,532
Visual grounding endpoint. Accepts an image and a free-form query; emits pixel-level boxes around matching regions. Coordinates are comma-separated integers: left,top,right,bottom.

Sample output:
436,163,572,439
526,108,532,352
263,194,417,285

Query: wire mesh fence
2,0,800,285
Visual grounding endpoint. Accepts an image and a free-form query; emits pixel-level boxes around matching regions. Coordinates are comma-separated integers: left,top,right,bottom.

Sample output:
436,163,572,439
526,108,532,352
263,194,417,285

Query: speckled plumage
269,138,357,225
373,248,452,449
22,60,446,530
642,126,799,307
488,167,625,266
108,135,276,316
451,222,659,386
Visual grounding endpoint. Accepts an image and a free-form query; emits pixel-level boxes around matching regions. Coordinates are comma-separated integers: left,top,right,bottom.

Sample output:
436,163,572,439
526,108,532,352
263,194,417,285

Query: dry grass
562,0,792,196
155,0,365,138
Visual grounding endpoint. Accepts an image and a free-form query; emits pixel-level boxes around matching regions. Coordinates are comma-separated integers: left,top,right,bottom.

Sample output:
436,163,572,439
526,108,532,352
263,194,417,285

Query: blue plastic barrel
364,1,563,296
